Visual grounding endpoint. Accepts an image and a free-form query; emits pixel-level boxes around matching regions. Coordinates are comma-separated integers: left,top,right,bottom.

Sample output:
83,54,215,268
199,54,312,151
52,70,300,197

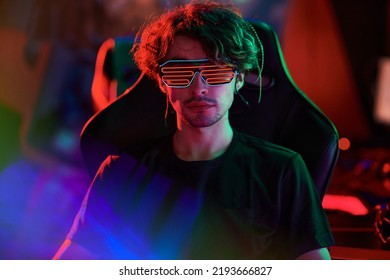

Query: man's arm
53,239,99,260
53,155,120,260
296,247,331,260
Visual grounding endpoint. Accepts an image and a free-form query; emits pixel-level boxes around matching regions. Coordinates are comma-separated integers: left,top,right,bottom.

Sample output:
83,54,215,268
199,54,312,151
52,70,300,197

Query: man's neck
173,121,234,161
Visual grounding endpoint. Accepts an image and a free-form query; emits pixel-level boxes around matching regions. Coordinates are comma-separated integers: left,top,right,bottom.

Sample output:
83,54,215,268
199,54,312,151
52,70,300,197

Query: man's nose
190,72,208,95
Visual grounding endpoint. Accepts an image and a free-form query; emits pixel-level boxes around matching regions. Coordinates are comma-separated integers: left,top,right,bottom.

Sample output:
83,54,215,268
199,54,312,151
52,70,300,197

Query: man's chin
183,115,223,128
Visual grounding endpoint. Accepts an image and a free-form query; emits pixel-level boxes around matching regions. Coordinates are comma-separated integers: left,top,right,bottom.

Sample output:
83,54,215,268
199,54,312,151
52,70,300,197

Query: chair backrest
80,21,339,200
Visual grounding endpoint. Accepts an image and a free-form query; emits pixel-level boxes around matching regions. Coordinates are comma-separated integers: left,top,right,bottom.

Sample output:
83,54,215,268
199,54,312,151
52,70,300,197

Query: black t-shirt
68,131,334,259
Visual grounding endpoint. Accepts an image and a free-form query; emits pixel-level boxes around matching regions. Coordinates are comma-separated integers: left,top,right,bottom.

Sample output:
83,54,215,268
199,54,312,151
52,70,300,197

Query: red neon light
322,194,369,215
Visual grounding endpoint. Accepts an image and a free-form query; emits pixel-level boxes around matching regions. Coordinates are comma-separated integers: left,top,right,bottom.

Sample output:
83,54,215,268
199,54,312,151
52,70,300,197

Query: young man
54,1,334,260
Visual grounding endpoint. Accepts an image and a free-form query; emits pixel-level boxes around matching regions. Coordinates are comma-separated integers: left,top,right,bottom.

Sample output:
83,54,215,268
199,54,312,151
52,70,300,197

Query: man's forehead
160,59,213,67
165,35,206,61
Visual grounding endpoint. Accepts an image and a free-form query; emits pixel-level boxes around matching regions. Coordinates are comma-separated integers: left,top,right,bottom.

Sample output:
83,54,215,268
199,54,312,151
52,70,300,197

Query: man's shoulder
97,135,173,175
236,131,299,160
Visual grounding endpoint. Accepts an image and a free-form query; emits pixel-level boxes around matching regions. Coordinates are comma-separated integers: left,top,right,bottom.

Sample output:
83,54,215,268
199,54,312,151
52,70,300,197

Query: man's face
158,35,244,128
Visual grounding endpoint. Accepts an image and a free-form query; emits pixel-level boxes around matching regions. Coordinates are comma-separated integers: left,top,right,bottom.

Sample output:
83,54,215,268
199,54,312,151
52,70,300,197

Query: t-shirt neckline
169,130,240,167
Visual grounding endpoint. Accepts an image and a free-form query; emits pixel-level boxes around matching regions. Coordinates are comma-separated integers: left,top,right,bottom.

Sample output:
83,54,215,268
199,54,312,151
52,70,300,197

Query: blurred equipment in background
24,0,166,166
374,201,390,250
326,147,390,250
23,0,102,166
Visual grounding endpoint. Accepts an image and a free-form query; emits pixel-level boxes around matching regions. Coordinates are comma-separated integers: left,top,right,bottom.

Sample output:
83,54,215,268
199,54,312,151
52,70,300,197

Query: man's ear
158,77,167,93
236,72,245,90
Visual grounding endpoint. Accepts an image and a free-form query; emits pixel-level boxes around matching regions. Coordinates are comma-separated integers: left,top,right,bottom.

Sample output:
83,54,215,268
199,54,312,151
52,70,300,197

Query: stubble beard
182,111,225,128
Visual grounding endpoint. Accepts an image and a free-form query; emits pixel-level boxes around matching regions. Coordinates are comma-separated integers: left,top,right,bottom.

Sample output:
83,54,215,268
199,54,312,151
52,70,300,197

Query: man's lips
186,102,215,109
184,97,217,111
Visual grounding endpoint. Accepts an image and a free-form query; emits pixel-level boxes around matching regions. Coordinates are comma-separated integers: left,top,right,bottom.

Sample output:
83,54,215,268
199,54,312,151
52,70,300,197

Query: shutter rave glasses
159,59,238,88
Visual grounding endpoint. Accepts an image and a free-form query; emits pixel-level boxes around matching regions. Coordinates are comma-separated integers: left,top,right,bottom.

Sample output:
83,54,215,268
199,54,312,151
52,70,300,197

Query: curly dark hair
131,1,262,82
